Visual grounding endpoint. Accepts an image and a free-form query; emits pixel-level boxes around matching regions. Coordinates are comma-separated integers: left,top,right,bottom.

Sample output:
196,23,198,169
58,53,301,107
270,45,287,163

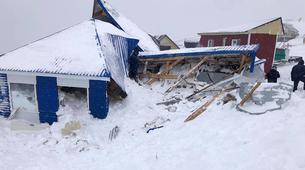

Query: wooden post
143,61,148,74
184,91,223,122
166,57,208,93
239,55,246,71
165,61,170,74
239,82,262,106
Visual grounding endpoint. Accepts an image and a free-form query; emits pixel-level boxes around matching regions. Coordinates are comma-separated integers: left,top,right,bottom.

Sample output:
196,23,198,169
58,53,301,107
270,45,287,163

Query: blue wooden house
0,19,138,124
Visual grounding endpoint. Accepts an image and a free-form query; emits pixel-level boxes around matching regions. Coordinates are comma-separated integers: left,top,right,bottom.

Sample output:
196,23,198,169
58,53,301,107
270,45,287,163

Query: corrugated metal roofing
139,44,259,73
0,20,136,80
139,45,259,59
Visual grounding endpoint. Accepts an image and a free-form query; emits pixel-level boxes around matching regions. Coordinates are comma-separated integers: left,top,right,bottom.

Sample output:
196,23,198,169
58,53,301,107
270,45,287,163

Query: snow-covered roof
184,35,201,43
139,45,259,59
199,17,283,35
97,0,160,52
0,20,138,83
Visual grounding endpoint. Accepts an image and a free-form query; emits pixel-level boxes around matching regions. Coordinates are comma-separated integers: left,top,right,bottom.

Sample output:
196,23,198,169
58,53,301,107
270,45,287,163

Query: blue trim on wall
250,52,256,73
0,74,11,118
89,80,108,119
36,76,59,125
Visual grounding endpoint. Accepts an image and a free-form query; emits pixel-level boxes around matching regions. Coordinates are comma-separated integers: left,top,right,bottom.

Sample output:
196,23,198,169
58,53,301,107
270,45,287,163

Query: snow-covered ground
1,24,305,170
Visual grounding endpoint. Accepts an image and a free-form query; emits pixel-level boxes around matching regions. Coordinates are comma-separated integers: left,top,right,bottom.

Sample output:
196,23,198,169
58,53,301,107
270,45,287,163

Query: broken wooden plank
186,84,214,100
239,82,262,106
235,55,250,74
146,58,184,85
166,57,209,93
184,91,223,122
139,57,185,62
156,98,182,106
140,73,178,80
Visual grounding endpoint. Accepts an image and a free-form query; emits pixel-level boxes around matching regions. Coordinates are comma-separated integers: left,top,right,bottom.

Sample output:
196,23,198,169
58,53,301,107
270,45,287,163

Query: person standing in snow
291,59,305,92
128,48,140,82
266,66,280,83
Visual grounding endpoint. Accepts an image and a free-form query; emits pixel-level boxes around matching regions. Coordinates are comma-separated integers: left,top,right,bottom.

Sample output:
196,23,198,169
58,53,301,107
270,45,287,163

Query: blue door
0,74,11,117
36,76,59,124
89,80,108,119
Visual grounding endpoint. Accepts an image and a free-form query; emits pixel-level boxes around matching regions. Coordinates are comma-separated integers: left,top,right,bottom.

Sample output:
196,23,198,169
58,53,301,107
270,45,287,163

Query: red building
199,18,284,72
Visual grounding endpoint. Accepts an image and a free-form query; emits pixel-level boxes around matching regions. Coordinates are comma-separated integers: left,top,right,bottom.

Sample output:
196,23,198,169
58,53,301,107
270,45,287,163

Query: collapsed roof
139,45,260,72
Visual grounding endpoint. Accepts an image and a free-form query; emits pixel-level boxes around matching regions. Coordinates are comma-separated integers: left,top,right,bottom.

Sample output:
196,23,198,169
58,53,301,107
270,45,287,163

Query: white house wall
57,78,89,88
7,74,90,88
7,74,36,85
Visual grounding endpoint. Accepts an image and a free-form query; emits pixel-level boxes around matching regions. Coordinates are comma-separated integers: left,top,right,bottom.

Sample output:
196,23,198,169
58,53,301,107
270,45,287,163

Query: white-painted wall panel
57,78,89,88
7,74,36,84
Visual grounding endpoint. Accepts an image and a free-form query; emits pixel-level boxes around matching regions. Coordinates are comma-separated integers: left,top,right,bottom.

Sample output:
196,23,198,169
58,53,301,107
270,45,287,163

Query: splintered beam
146,58,184,85
166,57,209,93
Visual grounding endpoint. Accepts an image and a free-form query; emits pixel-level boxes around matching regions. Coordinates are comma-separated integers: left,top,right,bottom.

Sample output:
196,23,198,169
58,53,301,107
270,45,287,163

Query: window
10,83,39,123
231,39,241,46
223,38,227,46
10,83,37,113
207,39,214,47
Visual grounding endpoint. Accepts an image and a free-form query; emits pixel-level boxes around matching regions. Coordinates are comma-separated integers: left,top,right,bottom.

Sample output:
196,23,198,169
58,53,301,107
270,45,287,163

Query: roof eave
198,31,248,36
0,70,111,81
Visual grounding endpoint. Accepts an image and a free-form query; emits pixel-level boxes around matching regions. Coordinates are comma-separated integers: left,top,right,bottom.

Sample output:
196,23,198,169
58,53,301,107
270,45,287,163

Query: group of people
266,59,305,92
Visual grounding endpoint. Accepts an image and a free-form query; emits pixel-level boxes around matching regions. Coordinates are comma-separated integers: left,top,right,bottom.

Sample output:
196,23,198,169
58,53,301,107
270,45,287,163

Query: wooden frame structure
138,45,259,87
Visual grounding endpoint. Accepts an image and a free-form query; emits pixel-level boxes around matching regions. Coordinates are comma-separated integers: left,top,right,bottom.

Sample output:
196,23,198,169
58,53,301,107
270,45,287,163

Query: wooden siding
250,34,277,72
200,33,277,72
249,19,283,35
159,37,179,50
200,34,248,47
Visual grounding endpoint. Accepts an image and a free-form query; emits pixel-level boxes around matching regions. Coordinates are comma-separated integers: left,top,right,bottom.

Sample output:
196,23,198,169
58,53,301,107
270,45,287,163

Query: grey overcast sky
0,0,92,55
0,0,304,54
110,0,305,40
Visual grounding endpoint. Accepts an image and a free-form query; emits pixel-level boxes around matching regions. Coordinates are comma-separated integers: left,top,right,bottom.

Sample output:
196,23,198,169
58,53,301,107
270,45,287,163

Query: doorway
58,87,88,115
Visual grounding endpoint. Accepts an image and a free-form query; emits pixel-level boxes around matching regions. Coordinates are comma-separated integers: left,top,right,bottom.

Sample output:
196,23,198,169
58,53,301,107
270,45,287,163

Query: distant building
184,36,200,48
198,17,284,72
278,23,299,42
303,36,305,44
153,35,179,50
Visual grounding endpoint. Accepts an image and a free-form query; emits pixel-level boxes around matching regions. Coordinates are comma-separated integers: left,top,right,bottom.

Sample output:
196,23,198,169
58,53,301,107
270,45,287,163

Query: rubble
61,121,81,136
222,94,237,105
236,83,293,115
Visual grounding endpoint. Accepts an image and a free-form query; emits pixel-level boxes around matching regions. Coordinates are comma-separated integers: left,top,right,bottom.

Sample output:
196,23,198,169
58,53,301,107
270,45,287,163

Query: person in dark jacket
291,59,305,92
266,66,280,83
128,49,139,81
